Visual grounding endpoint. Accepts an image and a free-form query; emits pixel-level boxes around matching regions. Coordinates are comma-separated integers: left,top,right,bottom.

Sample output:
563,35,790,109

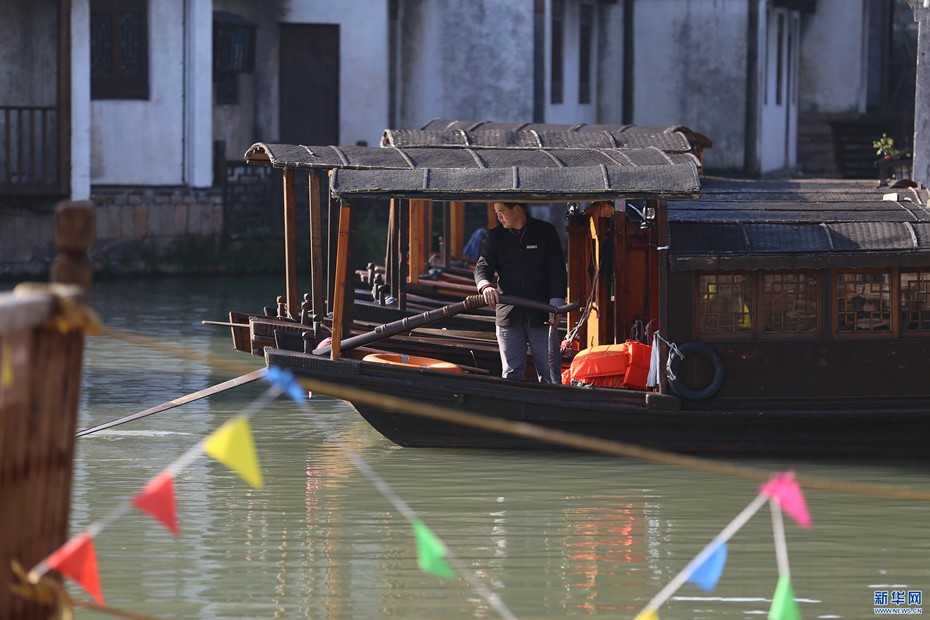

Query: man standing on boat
475,202,567,383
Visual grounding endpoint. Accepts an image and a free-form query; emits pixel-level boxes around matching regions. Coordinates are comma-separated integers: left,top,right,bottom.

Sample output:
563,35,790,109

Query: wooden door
279,24,339,145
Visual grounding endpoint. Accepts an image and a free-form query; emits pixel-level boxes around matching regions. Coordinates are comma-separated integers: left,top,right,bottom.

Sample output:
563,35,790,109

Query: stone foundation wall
0,186,225,280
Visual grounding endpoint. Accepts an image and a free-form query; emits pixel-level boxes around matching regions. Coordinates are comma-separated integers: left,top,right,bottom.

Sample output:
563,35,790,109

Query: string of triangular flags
24,367,517,620
633,471,812,620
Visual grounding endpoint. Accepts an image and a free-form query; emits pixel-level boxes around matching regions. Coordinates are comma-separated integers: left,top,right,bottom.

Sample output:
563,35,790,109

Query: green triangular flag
412,519,455,579
769,574,802,620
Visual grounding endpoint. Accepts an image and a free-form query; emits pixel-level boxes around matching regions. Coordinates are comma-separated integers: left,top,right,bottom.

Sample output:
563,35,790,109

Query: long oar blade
76,368,267,437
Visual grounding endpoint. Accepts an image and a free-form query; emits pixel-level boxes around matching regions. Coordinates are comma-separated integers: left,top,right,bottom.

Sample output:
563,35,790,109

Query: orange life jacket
563,340,652,390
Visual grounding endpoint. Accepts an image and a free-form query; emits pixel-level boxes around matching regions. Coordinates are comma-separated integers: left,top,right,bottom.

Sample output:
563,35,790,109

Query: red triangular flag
46,533,104,604
132,471,180,537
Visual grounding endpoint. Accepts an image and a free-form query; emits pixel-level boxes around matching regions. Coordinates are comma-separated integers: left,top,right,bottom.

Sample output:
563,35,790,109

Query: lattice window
91,0,149,100
697,273,753,335
835,271,891,332
900,270,930,332
763,272,819,333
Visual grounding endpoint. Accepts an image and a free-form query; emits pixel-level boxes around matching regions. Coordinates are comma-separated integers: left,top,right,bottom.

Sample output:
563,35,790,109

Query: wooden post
565,217,589,347
398,199,408,310
655,199,670,394
614,200,627,342
449,201,465,259
2,200,93,619
486,202,497,230
913,3,930,187
408,199,425,284
50,200,95,297
441,201,452,267
308,172,325,320
282,169,299,320
385,198,397,297
330,200,355,360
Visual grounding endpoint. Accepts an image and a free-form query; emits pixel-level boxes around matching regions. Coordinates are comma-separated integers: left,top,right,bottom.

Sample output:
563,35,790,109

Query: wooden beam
282,169,298,320
308,171,325,320
655,199,670,393
330,201,354,360
398,199,408,309
449,201,465,258
442,201,452,267
408,199,425,284
565,218,589,348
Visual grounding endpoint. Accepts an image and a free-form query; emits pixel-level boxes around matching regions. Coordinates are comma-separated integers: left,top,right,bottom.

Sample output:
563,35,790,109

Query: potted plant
872,133,912,186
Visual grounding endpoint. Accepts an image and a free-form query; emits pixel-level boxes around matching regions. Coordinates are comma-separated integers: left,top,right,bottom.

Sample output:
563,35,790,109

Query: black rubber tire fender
666,341,725,400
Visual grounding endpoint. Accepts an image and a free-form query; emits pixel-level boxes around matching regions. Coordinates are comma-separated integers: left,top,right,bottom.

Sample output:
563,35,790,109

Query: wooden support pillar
330,200,355,360
441,202,452,267
408,199,425,284
449,201,466,259
655,199,670,393
282,169,299,320
308,172,325,320
565,218,589,348
398,199,408,310
326,172,339,316
613,200,627,342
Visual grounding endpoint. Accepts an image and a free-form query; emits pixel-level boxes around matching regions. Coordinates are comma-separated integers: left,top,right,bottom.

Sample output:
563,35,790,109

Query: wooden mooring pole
1,201,95,618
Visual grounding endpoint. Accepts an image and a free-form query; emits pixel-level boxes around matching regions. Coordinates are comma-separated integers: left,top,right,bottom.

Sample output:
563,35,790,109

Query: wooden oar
313,295,580,357
75,368,267,437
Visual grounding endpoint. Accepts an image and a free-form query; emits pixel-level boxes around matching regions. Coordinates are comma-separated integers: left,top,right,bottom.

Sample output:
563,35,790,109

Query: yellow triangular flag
204,416,264,488
634,610,659,620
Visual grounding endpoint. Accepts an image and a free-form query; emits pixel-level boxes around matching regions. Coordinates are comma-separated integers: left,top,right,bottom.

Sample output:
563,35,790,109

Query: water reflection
70,276,930,619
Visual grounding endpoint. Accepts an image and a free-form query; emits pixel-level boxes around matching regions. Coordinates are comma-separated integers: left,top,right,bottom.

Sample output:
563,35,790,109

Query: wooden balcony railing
0,105,64,195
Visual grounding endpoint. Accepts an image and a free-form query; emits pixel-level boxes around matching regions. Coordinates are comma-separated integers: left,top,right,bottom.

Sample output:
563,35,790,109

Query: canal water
68,276,927,619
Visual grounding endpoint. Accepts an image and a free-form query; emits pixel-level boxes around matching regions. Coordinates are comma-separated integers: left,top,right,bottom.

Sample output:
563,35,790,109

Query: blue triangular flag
687,542,727,592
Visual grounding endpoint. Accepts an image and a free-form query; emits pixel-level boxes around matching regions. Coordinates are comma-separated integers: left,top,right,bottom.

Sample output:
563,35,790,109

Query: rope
13,282,101,335
97,326,930,502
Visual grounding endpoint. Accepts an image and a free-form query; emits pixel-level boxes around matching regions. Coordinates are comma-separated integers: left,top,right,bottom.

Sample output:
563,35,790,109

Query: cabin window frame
832,269,898,339
899,269,930,335
760,270,823,338
695,271,755,340
696,269,825,341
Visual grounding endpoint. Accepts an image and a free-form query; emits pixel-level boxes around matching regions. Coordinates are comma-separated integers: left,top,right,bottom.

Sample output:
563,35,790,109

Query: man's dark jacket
474,216,567,327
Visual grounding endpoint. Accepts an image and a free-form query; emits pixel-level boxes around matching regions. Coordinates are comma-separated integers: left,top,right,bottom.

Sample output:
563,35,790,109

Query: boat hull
264,347,930,459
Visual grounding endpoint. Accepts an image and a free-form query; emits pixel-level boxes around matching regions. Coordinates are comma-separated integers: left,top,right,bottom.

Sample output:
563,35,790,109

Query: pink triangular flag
132,471,180,537
760,471,812,528
46,533,104,604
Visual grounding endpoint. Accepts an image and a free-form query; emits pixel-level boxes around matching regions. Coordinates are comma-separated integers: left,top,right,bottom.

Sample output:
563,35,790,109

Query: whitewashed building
0,0,919,277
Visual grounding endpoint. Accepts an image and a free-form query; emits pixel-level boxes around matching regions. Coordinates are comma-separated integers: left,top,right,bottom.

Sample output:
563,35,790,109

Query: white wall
398,0,535,128
545,0,599,125
91,0,187,185
798,0,868,114
632,0,750,172
282,0,390,146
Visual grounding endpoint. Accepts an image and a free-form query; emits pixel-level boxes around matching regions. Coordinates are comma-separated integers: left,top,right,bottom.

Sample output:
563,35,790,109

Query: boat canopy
244,142,699,172
669,179,930,270
386,119,712,153
328,162,700,202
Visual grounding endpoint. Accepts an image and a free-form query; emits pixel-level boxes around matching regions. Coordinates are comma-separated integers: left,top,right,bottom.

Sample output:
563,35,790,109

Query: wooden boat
221,137,930,458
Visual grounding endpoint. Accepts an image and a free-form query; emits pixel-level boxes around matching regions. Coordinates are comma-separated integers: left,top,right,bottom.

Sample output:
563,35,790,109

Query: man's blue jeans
496,321,560,383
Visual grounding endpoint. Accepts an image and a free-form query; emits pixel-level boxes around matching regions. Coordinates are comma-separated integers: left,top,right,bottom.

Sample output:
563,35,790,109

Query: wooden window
900,270,930,332
578,2,593,104
551,0,564,104
835,271,892,333
90,0,149,100
762,271,820,333
697,273,753,336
